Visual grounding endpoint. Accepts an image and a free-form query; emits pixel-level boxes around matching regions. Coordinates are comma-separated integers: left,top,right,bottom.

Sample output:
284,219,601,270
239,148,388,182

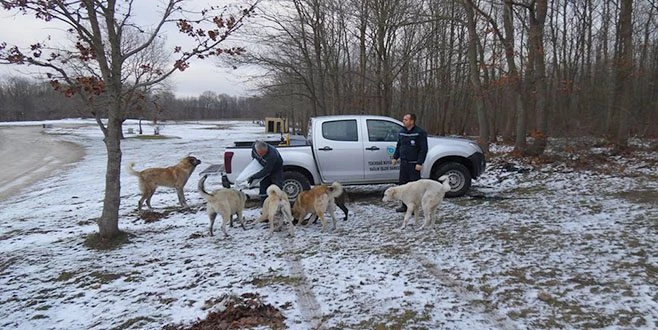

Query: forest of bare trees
2,0,657,155
0,77,268,121
247,0,657,153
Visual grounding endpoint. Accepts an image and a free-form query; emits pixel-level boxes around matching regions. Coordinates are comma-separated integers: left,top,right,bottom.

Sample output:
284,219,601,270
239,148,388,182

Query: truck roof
311,115,402,124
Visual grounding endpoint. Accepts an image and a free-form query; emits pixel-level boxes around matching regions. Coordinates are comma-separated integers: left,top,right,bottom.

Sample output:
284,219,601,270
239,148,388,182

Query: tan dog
198,174,247,237
382,176,450,230
292,181,343,232
126,156,201,210
258,184,295,237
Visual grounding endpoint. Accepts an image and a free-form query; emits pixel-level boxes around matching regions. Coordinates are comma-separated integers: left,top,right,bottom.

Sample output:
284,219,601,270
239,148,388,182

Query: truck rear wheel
282,171,311,201
433,162,471,197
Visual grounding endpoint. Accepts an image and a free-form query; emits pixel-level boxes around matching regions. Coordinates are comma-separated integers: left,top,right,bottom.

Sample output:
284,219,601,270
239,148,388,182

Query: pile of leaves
164,293,286,330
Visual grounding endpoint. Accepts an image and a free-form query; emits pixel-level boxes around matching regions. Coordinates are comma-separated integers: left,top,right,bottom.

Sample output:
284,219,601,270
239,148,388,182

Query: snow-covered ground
1,119,657,329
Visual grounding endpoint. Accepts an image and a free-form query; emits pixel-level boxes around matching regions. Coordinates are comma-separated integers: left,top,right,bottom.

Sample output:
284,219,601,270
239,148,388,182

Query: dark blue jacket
393,125,428,165
250,143,283,180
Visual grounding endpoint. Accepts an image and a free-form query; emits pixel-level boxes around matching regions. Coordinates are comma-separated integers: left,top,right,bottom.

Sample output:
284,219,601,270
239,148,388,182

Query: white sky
0,0,264,98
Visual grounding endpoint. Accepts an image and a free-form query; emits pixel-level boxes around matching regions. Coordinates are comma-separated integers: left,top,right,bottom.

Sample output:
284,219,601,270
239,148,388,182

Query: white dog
382,176,451,229
258,184,295,237
198,175,247,237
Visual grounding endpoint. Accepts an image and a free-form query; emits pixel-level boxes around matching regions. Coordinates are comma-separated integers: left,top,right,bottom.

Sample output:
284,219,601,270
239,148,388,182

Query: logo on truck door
387,146,395,156
367,146,399,172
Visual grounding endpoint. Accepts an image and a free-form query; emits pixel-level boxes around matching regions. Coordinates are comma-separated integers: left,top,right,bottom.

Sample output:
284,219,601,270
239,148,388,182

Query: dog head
382,186,399,203
181,156,202,168
291,191,308,221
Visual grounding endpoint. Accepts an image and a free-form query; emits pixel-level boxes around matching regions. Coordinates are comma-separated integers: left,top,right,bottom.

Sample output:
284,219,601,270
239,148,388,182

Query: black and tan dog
334,190,349,221
126,156,201,210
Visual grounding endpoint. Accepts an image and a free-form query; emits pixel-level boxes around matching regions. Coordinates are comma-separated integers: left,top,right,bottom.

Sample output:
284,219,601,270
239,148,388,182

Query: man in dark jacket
248,140,284,201
391,113,428,212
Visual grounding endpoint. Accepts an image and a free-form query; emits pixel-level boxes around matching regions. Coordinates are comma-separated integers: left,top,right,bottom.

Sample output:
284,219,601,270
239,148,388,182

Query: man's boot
395,203,407,213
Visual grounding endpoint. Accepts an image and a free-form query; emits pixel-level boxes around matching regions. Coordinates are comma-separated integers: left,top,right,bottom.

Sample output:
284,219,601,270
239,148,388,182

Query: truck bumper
469,152,486,178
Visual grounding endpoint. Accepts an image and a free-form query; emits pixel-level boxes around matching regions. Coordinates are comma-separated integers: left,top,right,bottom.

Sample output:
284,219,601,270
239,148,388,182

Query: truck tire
282,171,311,201
433,162,471,198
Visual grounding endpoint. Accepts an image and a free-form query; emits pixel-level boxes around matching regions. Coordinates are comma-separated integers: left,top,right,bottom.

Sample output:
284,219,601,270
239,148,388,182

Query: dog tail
126,162,140,177
197,175,212,199
327,181,344,199
266,184,285,198
437,175,452,192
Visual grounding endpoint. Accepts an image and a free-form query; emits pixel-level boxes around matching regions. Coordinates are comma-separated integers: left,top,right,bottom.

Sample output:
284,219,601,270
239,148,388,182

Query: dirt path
278,236,325,329
0,126,85,201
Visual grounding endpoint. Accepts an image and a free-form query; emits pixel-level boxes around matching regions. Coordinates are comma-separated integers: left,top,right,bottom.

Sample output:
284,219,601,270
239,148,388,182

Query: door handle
365,146,380,151
318,146,333,151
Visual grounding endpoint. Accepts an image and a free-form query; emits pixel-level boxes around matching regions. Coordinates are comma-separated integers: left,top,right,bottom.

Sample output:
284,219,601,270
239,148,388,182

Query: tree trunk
526,0,548,156
97,110,123,239
463,0,489,152
500,0,526,153
613,0,633,150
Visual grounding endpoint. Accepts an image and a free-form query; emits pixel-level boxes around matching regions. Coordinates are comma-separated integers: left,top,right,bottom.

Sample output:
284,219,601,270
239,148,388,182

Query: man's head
254,140,269,156
402,113,417,129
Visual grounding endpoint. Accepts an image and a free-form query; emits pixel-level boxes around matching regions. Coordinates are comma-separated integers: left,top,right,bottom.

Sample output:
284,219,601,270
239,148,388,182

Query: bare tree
525,0,549,156
611,0,634,149
0,0,259,239
463,0,490,151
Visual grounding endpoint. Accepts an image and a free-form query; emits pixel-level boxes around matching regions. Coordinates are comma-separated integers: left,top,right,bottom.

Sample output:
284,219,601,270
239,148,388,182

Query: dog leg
336,201,349,221
176,188,188,208
268,211,276,236
305,214,317,226
220,211,231,237
420,207,431,230
317,213,329,232
283,205,295,237
327,202,338,230
421,197,441,230
401,205,415,229
208,212,217,236
413,207,421,227
237,211,246,230
144,188,156,209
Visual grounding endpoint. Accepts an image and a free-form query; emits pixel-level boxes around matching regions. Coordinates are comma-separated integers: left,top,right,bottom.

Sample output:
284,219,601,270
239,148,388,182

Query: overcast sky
0,1,264,98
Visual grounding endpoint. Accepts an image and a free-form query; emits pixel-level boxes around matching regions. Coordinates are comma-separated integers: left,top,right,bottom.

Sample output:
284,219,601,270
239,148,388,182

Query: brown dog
126,156,201,210
292,181,343,232
198,174,247,237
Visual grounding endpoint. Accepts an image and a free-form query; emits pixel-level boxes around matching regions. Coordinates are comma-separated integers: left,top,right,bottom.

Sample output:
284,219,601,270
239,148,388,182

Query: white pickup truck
219,115,485,200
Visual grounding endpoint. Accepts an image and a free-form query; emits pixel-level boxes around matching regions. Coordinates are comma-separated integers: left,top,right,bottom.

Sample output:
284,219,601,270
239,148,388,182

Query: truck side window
366,120,401,142
322,120,358,141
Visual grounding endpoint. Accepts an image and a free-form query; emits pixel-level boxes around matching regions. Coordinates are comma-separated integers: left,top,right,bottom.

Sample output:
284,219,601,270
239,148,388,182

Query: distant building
264,117,288,133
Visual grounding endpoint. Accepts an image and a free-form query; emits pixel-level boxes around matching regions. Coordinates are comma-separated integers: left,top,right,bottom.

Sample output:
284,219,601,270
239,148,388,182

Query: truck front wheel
433,162,471,197
282,171,311,201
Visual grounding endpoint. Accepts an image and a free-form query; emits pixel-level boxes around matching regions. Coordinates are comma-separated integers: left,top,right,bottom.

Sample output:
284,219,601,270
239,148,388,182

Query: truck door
363,119,402,181
314,119,365,183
